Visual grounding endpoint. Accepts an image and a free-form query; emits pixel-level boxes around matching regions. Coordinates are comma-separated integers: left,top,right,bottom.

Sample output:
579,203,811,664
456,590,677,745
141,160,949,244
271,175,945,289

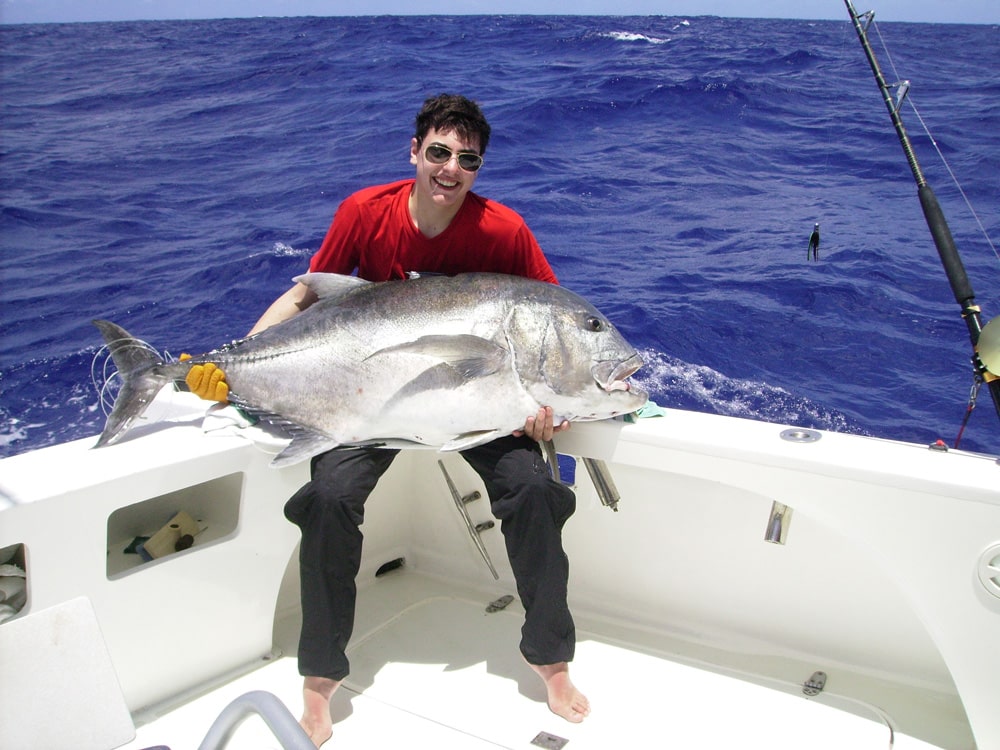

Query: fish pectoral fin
440,429,506,452
370,334,509,380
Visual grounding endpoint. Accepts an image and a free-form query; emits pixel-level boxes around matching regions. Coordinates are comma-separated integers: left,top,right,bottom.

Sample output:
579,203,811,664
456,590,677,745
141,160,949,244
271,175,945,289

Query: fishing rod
843,0,1000,433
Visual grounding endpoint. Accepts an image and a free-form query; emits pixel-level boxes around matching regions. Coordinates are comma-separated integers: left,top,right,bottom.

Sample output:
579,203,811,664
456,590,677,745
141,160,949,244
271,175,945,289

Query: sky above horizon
1,0,997,25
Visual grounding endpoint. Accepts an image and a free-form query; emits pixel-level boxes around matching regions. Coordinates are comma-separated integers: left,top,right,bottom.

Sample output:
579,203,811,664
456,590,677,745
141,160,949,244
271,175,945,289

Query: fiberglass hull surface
1,391,997,749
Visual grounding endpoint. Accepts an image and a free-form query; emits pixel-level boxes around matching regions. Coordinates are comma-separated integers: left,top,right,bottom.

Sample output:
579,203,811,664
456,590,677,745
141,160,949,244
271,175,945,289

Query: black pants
283,435,577,681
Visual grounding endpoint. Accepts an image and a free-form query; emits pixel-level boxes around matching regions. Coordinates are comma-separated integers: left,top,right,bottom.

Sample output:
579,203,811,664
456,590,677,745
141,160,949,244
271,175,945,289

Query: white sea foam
604,31,670,44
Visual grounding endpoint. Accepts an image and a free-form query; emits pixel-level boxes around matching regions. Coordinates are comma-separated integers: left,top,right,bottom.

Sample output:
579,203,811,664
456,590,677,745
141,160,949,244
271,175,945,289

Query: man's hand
180,355,230,403
514,406,570,442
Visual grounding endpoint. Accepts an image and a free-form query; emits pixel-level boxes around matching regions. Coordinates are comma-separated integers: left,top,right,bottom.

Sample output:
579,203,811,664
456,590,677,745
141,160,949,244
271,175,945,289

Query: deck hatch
977,542,1000,600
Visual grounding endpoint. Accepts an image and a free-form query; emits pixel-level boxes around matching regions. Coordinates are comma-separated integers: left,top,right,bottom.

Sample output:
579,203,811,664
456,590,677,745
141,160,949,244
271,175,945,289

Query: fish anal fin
270,431,343,468
440,429,506,452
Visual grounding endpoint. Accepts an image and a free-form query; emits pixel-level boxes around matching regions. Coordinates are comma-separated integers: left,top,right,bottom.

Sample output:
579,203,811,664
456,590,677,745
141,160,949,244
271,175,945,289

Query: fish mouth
593,353,643,394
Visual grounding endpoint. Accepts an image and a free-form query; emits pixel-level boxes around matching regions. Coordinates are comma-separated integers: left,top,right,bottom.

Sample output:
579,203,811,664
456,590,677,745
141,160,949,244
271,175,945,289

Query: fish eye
585,316,606,332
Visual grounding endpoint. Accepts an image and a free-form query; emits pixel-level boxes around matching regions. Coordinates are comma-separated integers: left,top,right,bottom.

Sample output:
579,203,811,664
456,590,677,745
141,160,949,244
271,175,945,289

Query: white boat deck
122,568,940,750
4,397,995,749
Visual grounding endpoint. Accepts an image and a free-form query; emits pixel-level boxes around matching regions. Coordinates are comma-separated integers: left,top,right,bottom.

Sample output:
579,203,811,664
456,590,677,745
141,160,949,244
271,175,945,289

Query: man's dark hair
414,93,491,155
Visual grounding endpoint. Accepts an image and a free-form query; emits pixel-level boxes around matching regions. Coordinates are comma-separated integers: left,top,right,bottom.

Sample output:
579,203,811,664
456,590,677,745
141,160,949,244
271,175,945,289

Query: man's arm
248,281,318,336
185,281,317,401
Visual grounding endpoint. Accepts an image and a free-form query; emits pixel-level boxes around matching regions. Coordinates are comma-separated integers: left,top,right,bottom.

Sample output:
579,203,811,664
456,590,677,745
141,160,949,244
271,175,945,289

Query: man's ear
409,137,420,166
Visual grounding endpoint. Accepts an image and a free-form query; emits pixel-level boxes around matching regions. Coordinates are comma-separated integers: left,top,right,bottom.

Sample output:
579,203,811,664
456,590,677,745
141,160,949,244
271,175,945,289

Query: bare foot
299,676,342,747
528,661,590,723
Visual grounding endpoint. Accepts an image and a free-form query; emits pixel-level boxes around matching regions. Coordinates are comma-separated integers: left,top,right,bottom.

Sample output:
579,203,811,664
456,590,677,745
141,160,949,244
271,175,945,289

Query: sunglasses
423,143,484,172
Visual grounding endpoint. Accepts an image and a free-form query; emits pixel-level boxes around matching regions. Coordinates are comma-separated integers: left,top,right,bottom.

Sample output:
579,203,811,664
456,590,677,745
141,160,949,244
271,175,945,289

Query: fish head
505,284,647,421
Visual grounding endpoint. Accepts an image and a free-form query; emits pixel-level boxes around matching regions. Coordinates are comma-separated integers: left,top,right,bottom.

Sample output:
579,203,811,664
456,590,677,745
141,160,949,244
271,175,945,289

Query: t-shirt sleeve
308,195,363,274
512,222,559,284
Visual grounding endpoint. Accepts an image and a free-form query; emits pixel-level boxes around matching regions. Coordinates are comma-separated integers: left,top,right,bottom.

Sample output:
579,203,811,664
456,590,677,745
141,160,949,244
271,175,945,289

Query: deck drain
486,594,514,613
531,731,568,749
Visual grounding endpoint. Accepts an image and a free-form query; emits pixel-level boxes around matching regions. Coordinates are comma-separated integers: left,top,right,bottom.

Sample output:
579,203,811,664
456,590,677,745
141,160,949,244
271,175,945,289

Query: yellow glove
180,354,230,403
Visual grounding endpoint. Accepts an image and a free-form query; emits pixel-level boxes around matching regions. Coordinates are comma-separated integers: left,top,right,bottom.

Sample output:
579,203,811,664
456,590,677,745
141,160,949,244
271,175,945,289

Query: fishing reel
978,317,1000,379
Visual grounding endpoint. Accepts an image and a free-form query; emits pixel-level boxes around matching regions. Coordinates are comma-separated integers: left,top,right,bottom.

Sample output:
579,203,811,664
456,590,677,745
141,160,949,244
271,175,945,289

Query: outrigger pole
843,0,1000,426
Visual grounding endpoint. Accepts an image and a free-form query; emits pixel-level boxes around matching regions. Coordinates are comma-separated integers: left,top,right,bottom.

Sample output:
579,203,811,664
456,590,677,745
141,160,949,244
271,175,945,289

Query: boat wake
635,348,864,435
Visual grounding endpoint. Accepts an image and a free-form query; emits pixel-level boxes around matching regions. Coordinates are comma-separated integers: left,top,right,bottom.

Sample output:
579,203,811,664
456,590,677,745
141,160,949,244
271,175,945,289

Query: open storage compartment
106,473,244,578
0,543,28,622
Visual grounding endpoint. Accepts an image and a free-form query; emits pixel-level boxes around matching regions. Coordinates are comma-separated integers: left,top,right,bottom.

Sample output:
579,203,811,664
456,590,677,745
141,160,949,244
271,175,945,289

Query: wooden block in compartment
142,511,202,559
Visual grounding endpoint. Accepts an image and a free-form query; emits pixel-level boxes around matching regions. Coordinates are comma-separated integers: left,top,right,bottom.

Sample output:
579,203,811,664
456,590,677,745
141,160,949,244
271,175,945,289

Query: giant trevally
93,272,647,466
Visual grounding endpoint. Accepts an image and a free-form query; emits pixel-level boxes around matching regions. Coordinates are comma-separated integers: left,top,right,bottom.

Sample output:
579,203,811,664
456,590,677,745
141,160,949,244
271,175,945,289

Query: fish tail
92,319,173,448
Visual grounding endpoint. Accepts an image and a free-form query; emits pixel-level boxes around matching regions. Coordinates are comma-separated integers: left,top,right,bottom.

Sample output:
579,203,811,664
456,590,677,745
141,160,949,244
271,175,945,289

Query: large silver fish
94,272,647,466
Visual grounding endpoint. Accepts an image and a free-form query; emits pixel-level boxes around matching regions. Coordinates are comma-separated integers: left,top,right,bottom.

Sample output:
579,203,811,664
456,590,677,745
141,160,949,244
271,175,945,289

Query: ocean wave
1,15,997,457
602,31,672,45
635,349,864,435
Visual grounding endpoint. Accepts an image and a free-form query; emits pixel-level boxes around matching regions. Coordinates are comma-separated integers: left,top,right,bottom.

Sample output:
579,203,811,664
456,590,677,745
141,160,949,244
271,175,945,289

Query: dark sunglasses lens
457,153,483,171
425,145,451,164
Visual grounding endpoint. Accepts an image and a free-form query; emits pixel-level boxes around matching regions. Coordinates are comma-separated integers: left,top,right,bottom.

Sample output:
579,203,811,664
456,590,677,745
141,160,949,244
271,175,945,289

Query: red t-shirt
308,179,558,283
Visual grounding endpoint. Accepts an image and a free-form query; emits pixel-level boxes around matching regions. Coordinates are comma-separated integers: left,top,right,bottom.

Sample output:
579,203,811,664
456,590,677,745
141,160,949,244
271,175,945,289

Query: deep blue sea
2,15,999,457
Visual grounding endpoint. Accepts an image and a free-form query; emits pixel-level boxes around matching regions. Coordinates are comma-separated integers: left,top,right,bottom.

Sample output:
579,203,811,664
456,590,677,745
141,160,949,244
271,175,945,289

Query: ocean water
1,15,998,457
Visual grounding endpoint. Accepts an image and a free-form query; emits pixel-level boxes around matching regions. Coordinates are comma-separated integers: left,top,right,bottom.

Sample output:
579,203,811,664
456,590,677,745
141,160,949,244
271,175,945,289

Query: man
192,93,589,747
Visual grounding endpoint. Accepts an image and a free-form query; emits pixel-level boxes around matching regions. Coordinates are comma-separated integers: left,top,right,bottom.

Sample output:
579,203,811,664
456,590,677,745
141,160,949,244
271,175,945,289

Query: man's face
410,127,481,209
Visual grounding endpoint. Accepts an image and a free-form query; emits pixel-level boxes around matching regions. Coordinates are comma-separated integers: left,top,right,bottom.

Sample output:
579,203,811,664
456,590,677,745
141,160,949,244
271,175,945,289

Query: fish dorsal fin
294,272,371,301
368,334,509,379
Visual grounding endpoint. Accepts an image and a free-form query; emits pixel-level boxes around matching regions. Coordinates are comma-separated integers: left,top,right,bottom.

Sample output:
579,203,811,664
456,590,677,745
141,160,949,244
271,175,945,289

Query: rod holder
764,501,792,545
582,457,621,512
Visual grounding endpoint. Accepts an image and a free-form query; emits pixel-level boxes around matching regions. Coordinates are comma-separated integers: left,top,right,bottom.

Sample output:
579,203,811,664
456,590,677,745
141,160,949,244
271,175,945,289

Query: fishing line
90,338,167,417
869,19,1000,266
